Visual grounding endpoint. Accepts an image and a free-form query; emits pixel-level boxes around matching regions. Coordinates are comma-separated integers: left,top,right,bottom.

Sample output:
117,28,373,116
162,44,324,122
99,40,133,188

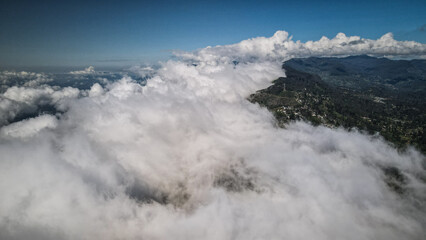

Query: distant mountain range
249,55,426,153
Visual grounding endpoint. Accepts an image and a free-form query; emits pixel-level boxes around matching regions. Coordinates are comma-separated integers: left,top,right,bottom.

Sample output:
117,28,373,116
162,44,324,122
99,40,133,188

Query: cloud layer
0,31,425,240
177,31,426,63
1,71,52,91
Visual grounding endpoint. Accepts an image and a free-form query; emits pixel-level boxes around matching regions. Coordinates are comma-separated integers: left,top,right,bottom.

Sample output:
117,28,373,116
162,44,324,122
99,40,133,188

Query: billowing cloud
0,31,425,240
69,66,96,75
177,31,426,64
0,85,80,125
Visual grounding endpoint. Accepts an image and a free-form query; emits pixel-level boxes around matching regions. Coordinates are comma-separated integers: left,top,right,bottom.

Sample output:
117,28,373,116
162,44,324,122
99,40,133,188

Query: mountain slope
249,56,426,153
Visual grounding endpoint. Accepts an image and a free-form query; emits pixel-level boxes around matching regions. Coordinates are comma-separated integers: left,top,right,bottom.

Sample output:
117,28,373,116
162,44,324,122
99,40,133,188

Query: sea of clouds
0,31,425,240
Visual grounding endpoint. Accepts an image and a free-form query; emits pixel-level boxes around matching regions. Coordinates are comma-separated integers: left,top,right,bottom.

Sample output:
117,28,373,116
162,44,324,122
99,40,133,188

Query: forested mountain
250,56,426,153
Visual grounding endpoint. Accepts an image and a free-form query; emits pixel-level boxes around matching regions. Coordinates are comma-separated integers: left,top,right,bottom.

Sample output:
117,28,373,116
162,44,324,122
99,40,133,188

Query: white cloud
177,31,426,64
3,86,79,105
0,70,52,89
0,86,80,125
0,115,57,139
88,83,104,97
0,31,425,239
69,66,96,75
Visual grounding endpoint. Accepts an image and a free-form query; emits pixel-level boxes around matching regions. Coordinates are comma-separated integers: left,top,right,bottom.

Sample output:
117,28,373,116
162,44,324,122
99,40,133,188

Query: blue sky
1,0,425,68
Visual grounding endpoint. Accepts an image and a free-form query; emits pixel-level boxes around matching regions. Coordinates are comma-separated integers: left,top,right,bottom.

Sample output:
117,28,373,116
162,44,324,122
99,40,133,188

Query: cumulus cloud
0,70,52,90
0,31,425,240
177,31,426,63
69,66,96,75
0,85,80,126
3,86,80,105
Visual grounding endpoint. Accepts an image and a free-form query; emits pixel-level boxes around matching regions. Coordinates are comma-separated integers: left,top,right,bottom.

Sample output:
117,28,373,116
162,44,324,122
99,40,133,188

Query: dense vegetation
249,56,426,153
